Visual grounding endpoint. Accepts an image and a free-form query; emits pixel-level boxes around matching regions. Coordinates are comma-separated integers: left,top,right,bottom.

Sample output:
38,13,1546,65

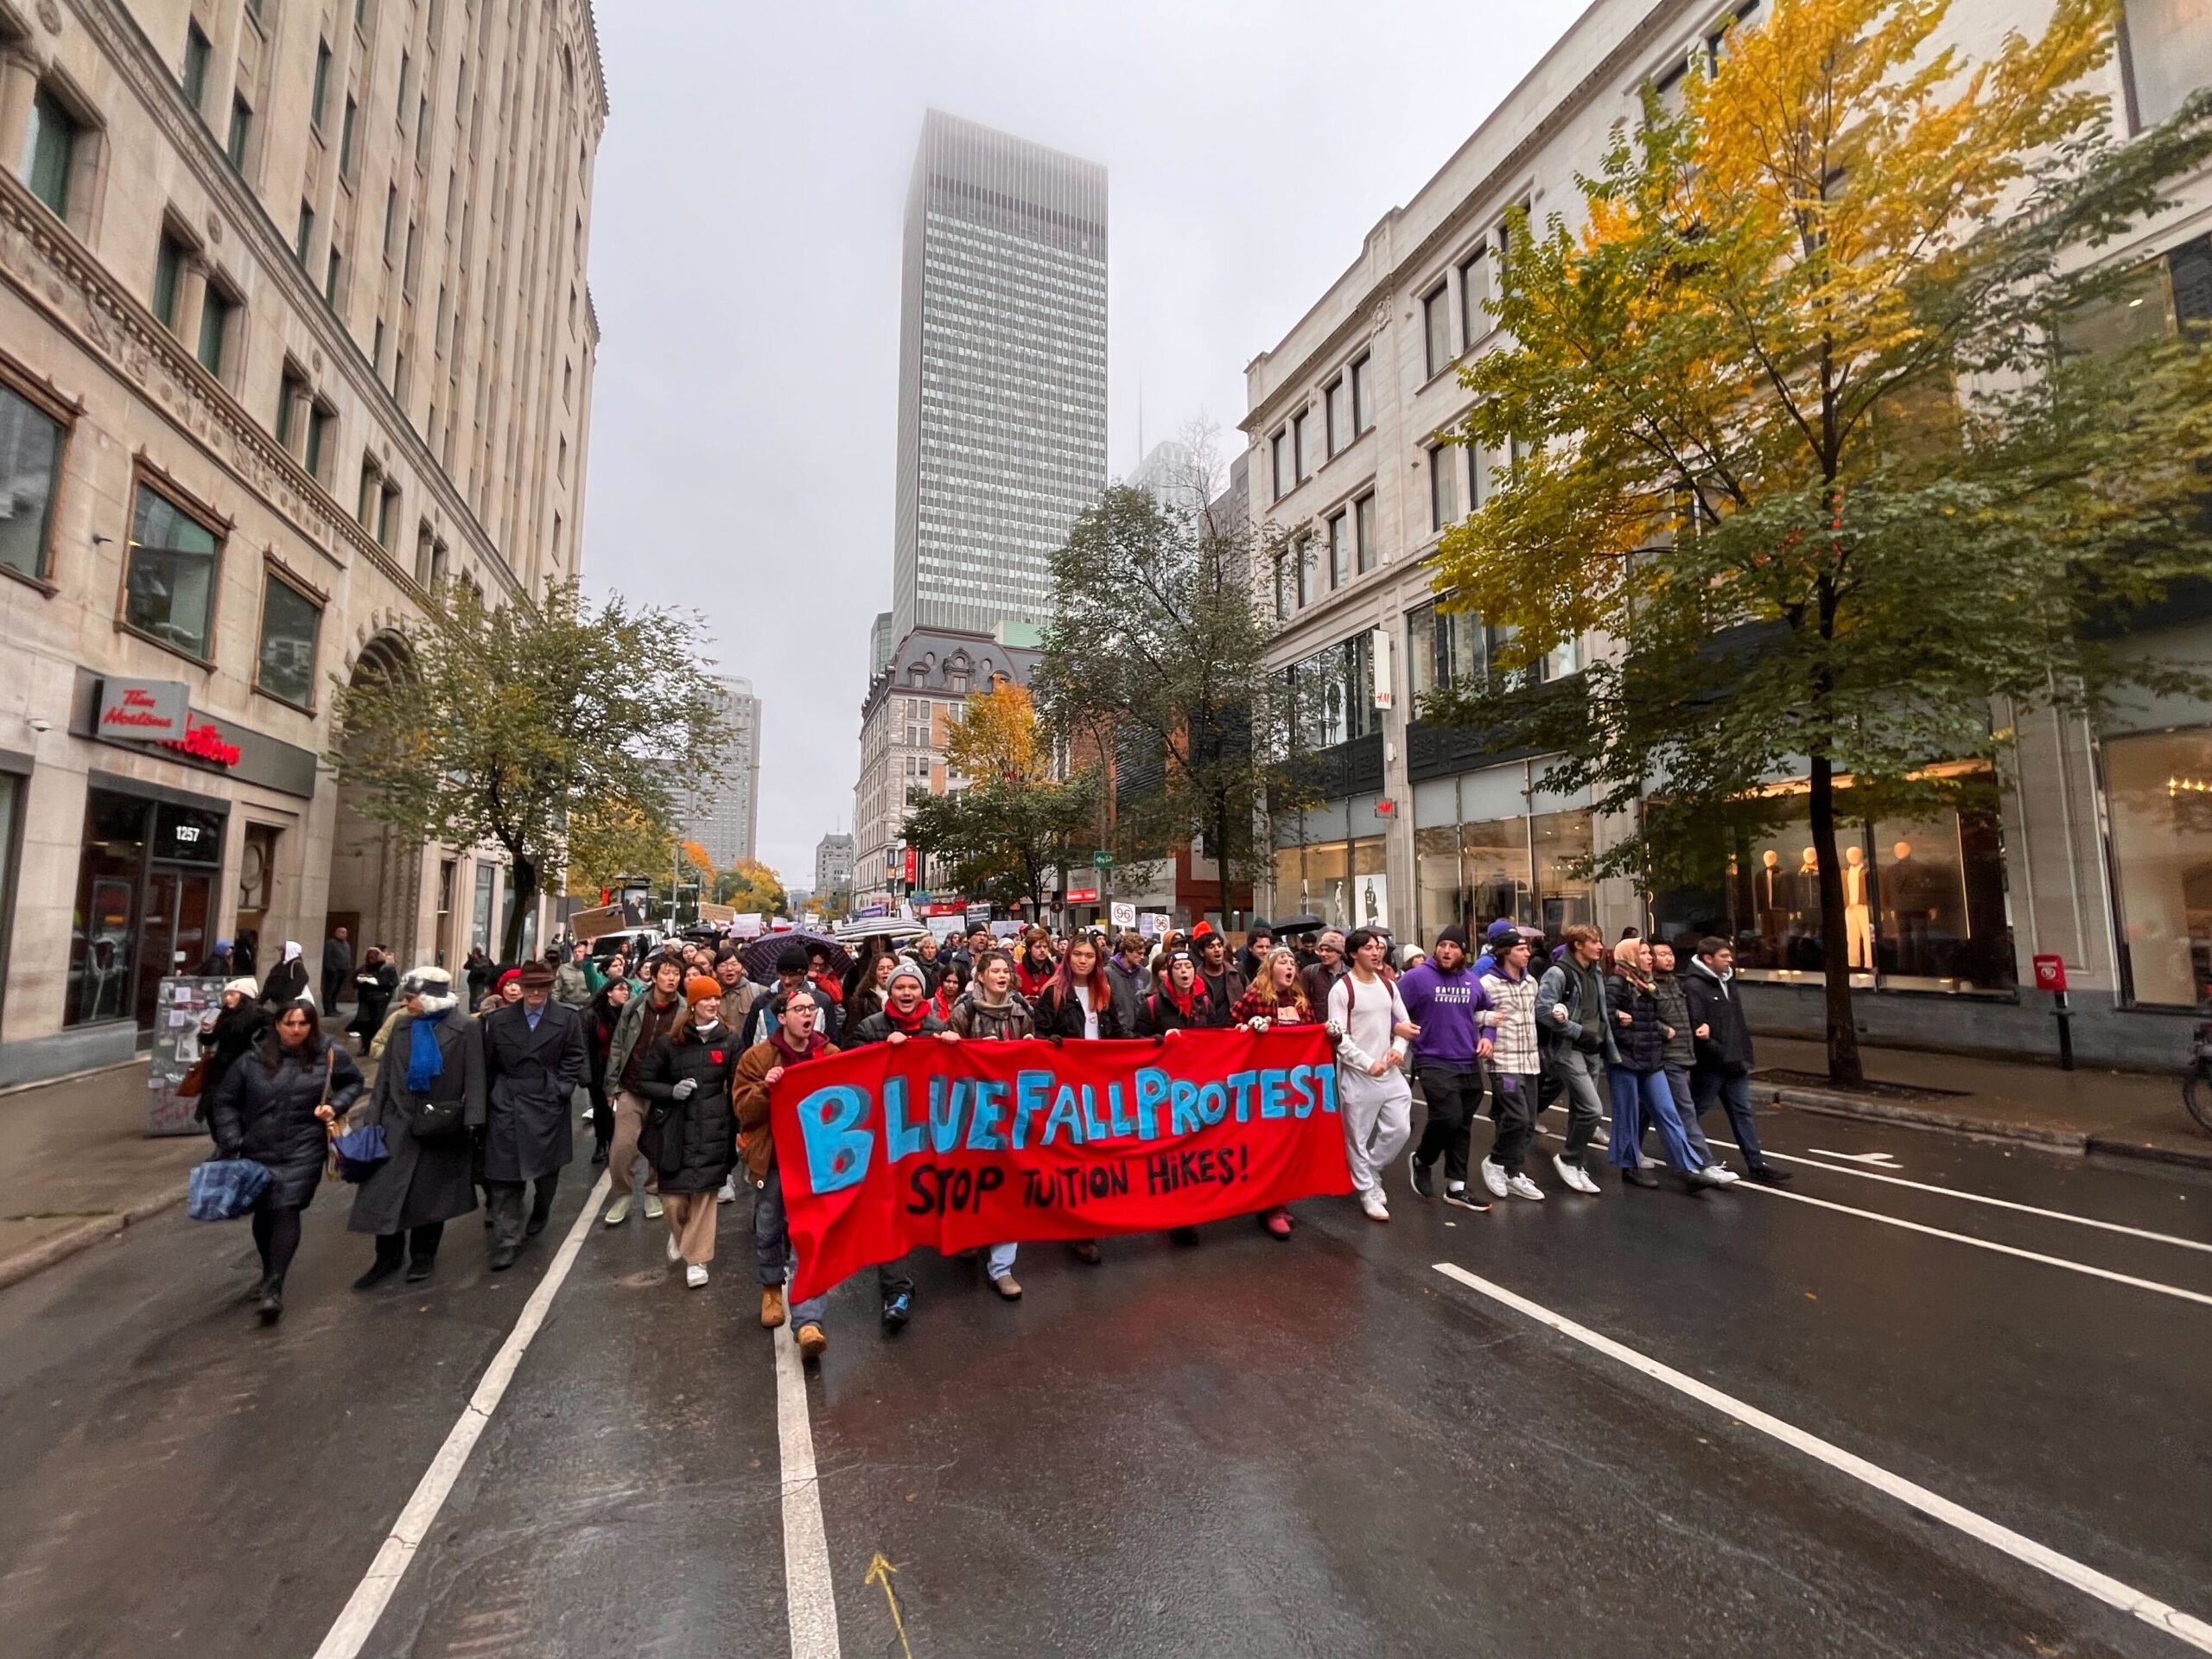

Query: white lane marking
312,1169,612,1659
1538,1104,2212,1256
1430,1262,2212,1653
1738,1182,2212,1307
1805,1147,1903,1167
777,1315,842,1659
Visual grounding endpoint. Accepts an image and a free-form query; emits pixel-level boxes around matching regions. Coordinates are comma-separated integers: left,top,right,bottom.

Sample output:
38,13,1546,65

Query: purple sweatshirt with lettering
1398,960,1491,1067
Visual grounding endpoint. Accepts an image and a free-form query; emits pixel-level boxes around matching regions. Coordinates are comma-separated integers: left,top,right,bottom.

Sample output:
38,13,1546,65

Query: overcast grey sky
580,1,1570,887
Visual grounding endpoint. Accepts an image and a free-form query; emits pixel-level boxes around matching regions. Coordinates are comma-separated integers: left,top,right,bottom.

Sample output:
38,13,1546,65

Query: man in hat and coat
480,958,588,1268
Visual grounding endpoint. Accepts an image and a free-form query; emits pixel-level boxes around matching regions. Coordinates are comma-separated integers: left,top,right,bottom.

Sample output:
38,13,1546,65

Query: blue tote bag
187,1159,271,1221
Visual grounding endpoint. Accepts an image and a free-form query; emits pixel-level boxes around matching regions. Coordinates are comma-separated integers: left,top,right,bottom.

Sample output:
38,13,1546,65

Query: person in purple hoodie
1400,925,1494,1211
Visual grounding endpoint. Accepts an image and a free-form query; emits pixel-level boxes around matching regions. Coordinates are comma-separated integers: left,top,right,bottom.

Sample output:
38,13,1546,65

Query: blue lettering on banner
966,1077,1009,1151
1259,1069,1288,1119
1196,1080,1228,1126
883,1077,924,1160
1107,1080,1135,1138
1134,1068,1166,1139
1080,1083,1112,1141
1013,1070,1052,1150
1169,1078,1201,1135
1318,1064,1339,1115
928,1076,970,1154
1043,1084,1085,1147
798,1084,872,1192
1287,1065,1315,1118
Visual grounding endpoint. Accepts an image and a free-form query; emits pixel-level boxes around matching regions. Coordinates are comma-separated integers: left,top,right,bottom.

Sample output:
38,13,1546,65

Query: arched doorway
328,630,426,981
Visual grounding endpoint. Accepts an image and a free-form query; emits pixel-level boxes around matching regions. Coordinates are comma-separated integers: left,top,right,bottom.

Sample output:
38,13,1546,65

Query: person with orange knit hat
632,975,741,1287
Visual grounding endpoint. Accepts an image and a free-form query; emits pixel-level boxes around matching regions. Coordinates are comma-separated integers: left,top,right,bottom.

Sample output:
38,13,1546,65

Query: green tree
1425,0,2212,1083
332,579,729,963
1039,479,1309,888
902,773,1098,918
563,792,676,899
714,858,790,917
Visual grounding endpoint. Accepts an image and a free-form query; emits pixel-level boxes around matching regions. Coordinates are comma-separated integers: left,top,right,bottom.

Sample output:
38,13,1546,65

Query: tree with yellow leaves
943,678,1051,786
1428,0,2212,1081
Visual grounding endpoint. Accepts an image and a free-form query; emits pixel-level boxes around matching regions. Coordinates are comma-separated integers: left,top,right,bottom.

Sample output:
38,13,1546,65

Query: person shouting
1328,928,1420,1223
603,957,684,1226
346,967,480,1288
207,997,364,1323
636,976,741,1288
1138,948,1214,1035
1192,925,1247,1017
842,959,948,1329
480,961,587,1268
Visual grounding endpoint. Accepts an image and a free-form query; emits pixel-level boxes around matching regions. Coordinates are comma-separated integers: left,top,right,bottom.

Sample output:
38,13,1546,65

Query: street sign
2032,954,2067,993
1090,849,1114,868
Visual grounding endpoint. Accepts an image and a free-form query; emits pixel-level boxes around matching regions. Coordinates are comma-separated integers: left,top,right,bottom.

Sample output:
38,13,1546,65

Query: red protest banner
767,1028,1348,1300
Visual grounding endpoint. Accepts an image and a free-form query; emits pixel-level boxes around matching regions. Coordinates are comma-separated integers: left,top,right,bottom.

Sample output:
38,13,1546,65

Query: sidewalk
0,1059,208,1290
1752,1036,2212,1169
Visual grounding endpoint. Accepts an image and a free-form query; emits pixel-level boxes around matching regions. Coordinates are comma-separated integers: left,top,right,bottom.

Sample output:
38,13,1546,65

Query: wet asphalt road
3,1094,2209,1659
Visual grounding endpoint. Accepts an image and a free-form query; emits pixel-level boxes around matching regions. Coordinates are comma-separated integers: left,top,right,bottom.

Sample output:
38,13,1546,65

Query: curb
0,1179,188,1294
1754,1081,2212,1169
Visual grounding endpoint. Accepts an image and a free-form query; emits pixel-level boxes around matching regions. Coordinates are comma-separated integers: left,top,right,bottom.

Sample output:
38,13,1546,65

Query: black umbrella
1274,913,1325,933
739,930,849,982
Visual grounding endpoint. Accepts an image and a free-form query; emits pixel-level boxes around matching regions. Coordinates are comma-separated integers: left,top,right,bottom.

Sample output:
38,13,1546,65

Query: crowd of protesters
188,908,1785,1346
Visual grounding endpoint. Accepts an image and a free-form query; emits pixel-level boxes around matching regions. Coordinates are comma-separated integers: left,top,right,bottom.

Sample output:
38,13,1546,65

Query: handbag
188,1158,270,1221
321,1048,391,1182
410,1093,468,1144
176,1057,209,1100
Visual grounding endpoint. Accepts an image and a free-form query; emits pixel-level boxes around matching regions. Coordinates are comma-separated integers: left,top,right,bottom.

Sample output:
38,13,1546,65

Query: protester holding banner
945,950,1033,1300
931,957,969,1023
635,977,741,1287
1328,929,1419,1223
1229,945,1323,1239
1138,949,1217,1036
842,959,950,1327
735,986,836,1355
1032,934,1128,1040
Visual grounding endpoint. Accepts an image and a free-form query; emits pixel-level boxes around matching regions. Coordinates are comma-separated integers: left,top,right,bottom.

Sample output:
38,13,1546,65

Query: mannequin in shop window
1786,847,1822,969
1844,844,1874,971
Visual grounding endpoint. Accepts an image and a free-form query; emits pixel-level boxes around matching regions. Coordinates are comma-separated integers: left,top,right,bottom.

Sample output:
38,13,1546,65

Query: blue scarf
405,1009,450,1093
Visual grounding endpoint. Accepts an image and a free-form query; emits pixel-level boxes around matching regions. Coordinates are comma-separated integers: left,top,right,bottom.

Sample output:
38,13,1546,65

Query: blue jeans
1606,1065,1702,1172
988,1243,1018,1281
1690,1068,1766,1168
1662,1066,1714,1165
753,1165,915,1327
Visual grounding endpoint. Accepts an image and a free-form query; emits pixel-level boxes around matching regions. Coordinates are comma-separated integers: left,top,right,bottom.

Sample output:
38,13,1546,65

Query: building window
1406,601,1486,701
397,51,411,120
1429,446,1459,531
358,457,378,526
325,243,344,307
377,480,400,550
152,231,187,328
256,570,322,708
1423,284,1451,377
276,365,308,448
0,381,63,583
1325,378,1349,456
124,480,222,659
312,39,333,130
305,404,334,483
1351,355,1374,434
181,22,212,115
383,182,398,257
2105,725,2212,1007
340,95,359,177
2120,0,2211,130
23,87,81,219
1294,533,1317,610
1271,429,1291,501
1355,493,1377,574
1328,510,1350,589
226,92,251,169
1293,409,1311,480
1291,632,1377,747
1459,245,1491,346
1273,552,1292,621
295,199,315,262
196,284,236,378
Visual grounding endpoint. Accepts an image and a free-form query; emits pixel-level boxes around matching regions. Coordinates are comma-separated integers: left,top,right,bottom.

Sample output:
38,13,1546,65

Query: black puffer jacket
1682,958,1756,1075
635,1023,738,1195
207,1038,365,1210
194,1001,266,1124
1032,982,1132,1039
1138,985,1217,1036
1605,974,1667,1072
1650,972,1696,1070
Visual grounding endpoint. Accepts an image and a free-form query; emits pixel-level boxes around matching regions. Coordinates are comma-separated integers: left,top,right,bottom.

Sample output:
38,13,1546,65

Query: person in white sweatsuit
1328,927,1421,1221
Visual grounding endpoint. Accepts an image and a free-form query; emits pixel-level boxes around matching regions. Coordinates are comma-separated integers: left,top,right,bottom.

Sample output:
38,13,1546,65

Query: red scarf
883,999,932,1034
810,969,844,1006
1017,960,1055,999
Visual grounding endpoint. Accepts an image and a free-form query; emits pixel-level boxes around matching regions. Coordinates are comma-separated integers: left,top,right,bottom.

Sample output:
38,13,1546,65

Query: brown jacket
733,1035,840,1185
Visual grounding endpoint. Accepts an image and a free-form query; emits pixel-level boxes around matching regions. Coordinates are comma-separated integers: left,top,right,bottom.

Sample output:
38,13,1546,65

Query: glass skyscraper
891,111,1108,642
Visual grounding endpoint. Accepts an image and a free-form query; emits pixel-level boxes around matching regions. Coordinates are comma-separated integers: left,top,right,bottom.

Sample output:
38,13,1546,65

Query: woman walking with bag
346,967,483,1287
635,976,741,1287
206,998,364,1322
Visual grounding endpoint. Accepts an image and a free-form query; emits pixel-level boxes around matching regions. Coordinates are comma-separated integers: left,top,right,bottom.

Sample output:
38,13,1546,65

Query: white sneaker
1637,1152,1659,1171
601,1195,631,1226
642,1193,664,1220
1505,1172,1547,1201
684,1262,709,1289
1478,1157,1510,1199
716,1177,736,1205
666,1234,681,1265
1703,1163,1742,1185
1554,1154,1601,1196
1359,1189,1390,1223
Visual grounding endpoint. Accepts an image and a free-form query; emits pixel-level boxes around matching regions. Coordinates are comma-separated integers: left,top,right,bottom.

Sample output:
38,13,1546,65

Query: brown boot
796,1323,828,1360
760,1287,787,1329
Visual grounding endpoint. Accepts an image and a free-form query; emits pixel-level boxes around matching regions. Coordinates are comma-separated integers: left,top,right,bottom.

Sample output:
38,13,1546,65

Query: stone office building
0,0,607,1084
1243,0,2211,1066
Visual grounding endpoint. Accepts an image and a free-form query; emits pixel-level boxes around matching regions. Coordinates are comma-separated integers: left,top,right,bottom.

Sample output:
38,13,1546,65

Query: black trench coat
346,1012,485,1236
479,1000,586,1184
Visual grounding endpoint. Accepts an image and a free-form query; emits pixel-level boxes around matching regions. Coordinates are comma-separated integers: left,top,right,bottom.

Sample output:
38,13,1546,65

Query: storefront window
2106,727,2212,1007
1462,817,1533,929
471,863,494,954
1274,836,1386,930
68,790,146,1026
1532,808,1594,932
1414,823,1461,938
